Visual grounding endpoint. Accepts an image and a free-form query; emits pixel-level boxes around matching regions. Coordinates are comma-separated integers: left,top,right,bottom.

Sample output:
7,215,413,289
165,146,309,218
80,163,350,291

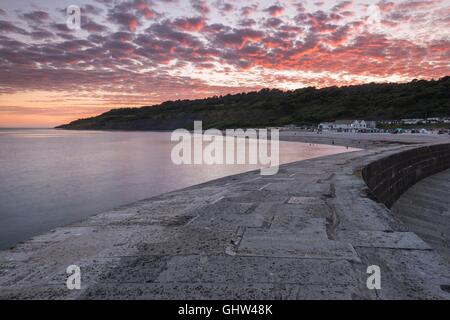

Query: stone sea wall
362,143,450,208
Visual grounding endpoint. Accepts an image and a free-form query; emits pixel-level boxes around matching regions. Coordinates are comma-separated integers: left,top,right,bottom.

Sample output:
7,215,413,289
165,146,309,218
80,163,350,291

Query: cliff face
57,77,450,130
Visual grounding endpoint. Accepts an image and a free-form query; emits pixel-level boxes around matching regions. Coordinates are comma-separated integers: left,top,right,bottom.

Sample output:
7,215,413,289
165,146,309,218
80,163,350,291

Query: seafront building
400,117,450,125
318,120,377,132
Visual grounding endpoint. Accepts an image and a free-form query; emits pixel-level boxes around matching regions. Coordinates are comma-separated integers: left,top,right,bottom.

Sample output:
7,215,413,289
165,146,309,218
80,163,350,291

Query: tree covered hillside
57,76,450,130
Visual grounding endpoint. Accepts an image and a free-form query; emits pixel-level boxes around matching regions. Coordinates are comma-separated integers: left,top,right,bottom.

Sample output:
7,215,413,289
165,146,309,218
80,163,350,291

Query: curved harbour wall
362,143,450,208
1,143,449,299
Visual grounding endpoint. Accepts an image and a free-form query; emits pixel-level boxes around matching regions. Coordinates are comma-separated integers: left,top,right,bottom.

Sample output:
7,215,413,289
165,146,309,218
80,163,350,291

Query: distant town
309,118,450,135
278,118,450,135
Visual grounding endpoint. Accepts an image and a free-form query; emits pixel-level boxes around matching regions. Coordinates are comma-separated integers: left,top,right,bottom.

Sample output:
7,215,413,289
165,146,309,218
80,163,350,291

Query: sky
0,0,449,127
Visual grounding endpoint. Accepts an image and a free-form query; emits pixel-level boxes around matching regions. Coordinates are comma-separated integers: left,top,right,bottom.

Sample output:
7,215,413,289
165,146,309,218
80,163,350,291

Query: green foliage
57,77,450,130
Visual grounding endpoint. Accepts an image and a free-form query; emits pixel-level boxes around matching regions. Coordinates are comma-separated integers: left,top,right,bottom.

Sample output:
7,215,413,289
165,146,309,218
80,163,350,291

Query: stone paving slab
221,190,290,203
330,196,395,232
72,210,138,227
237,233,360,261
283,201,333,219
254,217,326,235
338,231,431,250
265,180,330,196
27,226,97,243
0,241,54,263
269,217,328,237
287,196,320,205
156,255,357,285
187,199,262,230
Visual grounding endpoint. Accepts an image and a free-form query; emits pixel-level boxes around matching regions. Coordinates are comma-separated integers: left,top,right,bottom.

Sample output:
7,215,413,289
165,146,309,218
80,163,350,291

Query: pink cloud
133,0,154,18
377,0,395,13
241,5,257,17
264,4,284,17
109,12,139,32
332,1,353,13
214,28,264,48
397,0,440,11
191,0,210,16
173,17,205,31
22,10,49,24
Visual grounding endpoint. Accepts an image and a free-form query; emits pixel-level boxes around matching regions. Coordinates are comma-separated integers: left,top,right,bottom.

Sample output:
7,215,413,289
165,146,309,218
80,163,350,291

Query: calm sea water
0,129,355,249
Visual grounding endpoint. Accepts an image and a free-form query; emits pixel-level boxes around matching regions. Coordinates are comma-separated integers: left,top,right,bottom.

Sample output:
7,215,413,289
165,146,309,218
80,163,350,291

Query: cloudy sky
0,0,449,127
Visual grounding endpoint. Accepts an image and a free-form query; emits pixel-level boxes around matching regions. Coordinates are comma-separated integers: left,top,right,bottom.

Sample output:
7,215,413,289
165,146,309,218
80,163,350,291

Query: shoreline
55,127,450,148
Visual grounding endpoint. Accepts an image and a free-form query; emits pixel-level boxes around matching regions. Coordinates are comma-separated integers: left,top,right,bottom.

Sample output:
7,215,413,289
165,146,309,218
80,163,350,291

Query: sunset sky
0,0,449,127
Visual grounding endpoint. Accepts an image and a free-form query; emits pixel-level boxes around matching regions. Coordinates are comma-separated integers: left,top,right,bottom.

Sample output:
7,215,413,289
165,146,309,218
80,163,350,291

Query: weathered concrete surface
392,168,450,262
1,142,449,300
